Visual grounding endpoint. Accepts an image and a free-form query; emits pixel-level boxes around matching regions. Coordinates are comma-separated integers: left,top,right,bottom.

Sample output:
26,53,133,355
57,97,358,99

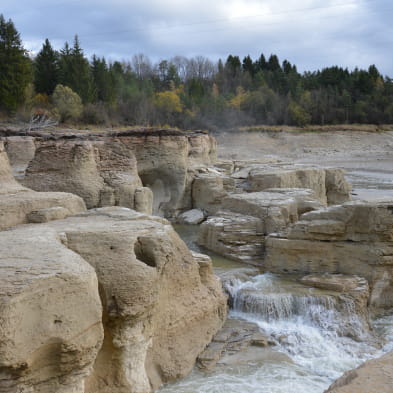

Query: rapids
158,226,393,393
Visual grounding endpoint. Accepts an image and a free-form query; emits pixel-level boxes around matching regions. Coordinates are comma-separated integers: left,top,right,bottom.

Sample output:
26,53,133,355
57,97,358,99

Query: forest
1,14,393,130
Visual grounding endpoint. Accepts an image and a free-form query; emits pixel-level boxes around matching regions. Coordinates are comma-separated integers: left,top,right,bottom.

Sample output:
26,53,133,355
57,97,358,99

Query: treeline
2,14,393,129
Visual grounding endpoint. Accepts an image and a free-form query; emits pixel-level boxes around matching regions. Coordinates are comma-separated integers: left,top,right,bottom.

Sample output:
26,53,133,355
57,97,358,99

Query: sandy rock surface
324,350,393,393
0,207,227,393
265,200,393,309
0,141,86,229
0,225,104,393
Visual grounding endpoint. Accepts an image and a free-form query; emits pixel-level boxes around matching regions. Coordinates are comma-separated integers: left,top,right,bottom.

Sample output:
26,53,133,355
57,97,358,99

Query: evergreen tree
242,55,254,76
58,36,94,103
0,14,32,112
34,38,60,95
90,55,114,103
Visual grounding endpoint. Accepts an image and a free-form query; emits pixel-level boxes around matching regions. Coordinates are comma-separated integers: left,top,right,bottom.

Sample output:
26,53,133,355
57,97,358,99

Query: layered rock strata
13,128,216,218
265,200,393,309
0,207,227,393
198,189,324,264
230,163,351,205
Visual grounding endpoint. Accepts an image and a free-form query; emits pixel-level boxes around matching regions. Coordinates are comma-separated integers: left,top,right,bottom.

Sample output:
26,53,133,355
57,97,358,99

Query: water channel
157,220,393,393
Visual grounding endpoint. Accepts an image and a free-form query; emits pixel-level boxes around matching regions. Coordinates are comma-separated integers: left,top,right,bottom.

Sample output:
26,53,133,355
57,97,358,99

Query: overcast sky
2,0,393,75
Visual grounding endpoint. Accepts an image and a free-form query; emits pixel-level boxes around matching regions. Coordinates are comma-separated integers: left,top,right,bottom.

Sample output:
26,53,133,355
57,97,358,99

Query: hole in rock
134,237,157,267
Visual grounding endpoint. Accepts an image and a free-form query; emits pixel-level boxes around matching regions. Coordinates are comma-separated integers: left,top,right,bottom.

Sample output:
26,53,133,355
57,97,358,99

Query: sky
2,0,393,76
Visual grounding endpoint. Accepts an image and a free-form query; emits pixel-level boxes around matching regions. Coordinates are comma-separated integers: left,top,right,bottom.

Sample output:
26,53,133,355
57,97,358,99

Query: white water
158,273,393,393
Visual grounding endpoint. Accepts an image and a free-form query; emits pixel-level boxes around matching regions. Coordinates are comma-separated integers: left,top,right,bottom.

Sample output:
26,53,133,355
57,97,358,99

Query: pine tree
34,38,60,95
58,36,94,103
90,55,115,103
0,14,32,112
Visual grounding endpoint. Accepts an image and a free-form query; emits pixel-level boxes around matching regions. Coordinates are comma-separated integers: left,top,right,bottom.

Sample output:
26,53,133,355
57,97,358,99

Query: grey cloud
2,0,392,74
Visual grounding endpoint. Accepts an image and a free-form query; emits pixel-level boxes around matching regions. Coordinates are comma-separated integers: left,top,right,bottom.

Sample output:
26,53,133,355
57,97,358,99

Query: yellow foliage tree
229,86,248,109
155,90,182,113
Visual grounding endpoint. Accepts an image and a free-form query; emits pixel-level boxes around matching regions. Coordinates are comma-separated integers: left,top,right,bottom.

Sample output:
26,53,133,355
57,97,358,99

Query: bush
52,84,83,122
81,103,109,125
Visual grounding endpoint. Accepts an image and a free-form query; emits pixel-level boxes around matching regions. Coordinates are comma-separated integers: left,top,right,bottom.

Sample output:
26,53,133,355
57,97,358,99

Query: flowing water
159,226,393,393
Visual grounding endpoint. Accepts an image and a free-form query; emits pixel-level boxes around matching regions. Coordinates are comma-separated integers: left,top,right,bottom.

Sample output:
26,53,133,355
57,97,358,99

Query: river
157,222,393,393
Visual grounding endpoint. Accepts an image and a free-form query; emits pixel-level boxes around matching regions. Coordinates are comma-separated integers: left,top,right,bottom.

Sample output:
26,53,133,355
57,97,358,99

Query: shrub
52,84,83,122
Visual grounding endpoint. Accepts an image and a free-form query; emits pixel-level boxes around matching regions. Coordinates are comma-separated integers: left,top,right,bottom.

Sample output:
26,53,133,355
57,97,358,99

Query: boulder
247,165,329,203
178,208,205,225
324,350,393,393
0,225,104,393
197,318,279,372
192,174,230,215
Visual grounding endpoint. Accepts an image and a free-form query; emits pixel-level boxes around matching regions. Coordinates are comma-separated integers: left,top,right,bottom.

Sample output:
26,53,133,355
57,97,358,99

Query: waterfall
158,273,391,393
227,273,370,340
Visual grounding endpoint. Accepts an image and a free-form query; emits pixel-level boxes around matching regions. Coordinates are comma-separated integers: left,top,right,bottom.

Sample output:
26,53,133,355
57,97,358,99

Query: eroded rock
178,208,205,225
197,318,278,372
324,350,393,393
43,207,227,392
0,141,86,229
198,190,324,264
0,225,104,393
265,200,393,309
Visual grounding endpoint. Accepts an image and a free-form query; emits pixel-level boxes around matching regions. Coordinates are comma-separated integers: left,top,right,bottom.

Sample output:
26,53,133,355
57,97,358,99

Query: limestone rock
42,207,227,392
134,186,153,215
19,129,216,218
0,141,86,229
123,130,216,217
3,136,36,179
197,318,278,372
23,139,146,211
233,163,351,205
325,168,352,205
247,165,329,203
324,350,393,393
198,190,324,264
178,208,205,224
192,174,229,215
0,225,104,393
0,140,28,194
265,200,393,309
27,206,73,223
198,210,265,264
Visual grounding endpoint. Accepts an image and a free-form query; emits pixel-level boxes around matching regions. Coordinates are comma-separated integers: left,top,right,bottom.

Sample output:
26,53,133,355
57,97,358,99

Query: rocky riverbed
0,126,393,393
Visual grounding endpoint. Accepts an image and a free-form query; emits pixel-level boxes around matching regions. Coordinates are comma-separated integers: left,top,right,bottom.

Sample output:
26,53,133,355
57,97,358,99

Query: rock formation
198,189,324,264
265,200,393,309
22,139,152,213
0,141,86,229
230,163,352,205
0,205,227,393
324,350,393,393
3,136,36,179
11,128,216,218
0,224,104,393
